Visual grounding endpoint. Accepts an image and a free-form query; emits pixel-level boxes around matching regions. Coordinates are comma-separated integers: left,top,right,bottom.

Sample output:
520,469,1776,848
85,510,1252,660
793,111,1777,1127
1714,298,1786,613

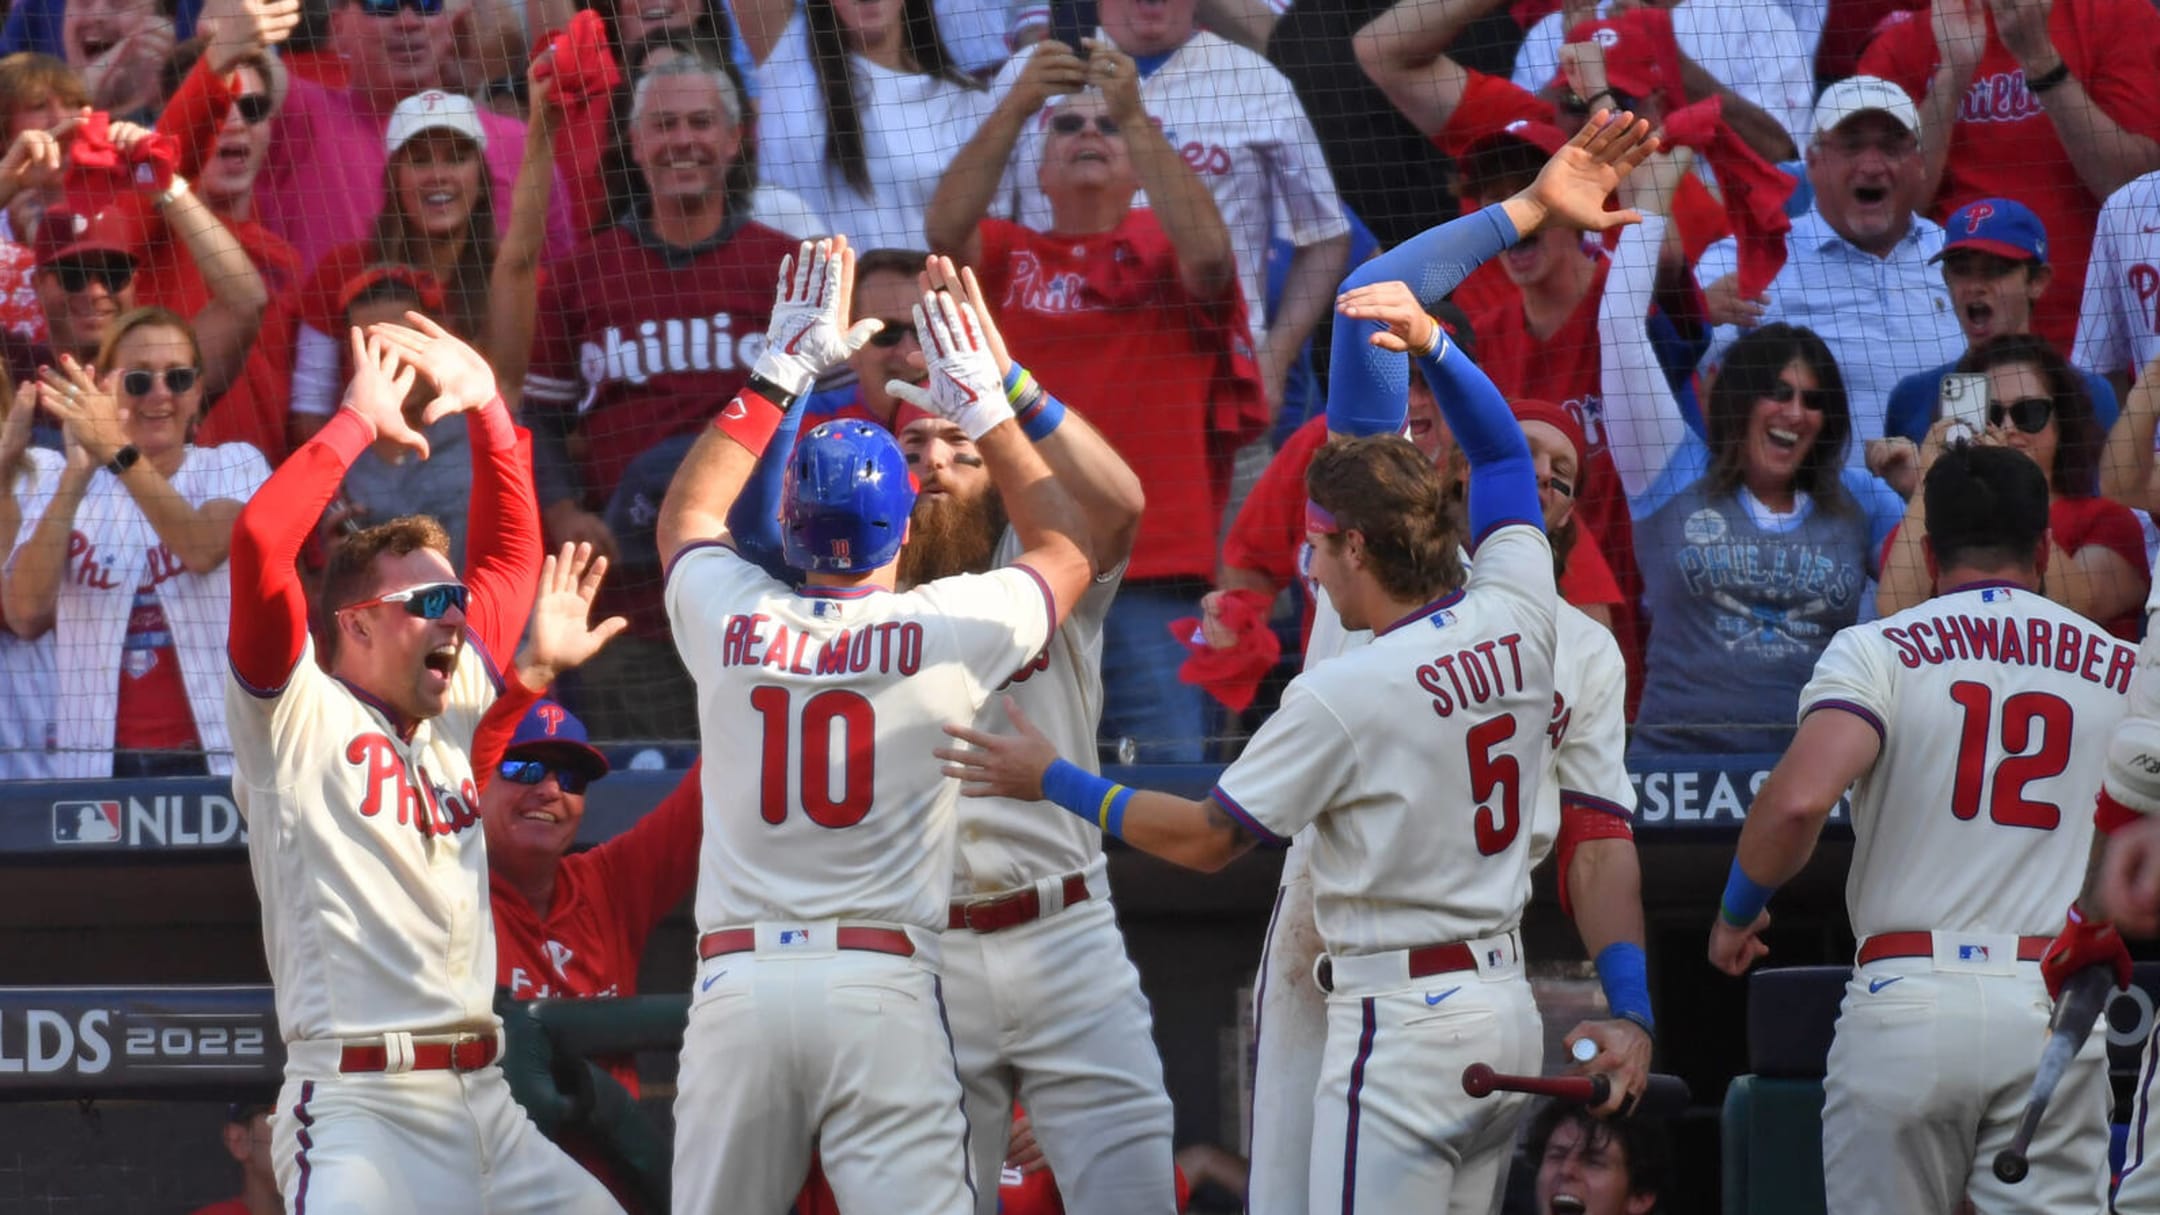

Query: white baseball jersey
2072,169,2160,382
952,528,1123,894
993,31,1350,345
0,448,63,779
225,636,499,1042
1799,582,2135,939
667,543,1054,931
1215,525,1557,956
1528,601,1634,868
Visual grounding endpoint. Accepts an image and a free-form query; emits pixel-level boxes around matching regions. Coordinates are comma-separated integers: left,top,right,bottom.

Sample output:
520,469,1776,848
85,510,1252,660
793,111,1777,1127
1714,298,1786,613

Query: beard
897,487,1008,589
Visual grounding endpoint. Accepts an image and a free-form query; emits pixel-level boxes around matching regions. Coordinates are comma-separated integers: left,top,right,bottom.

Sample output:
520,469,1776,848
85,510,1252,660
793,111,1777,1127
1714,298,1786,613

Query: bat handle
1993,1149,2029,1185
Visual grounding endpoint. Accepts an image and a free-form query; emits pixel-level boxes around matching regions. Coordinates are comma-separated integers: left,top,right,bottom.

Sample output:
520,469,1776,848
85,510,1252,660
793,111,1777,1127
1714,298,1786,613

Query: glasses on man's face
1049,112,1119,137
867,321,918,348
234,92,273,125
121,367,199,398
1824,130,1918,159
51,258,134,295
1763,379,1832,412
339,580,470,620
1989,396,2054,434
355,0,445,14
498,759,592,795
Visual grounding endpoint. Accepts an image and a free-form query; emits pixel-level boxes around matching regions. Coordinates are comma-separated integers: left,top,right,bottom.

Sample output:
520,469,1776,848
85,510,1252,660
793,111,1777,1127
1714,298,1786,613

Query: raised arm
1992,0,2160,201
925,41,1085,265
228,330,425,691
2,421,91,640
1598,149,1706,503
1353,0,1511,138
173,0,300,177
2110,353,2160,512
485,52,561,414
1088,40,1235,301
473,541,626,785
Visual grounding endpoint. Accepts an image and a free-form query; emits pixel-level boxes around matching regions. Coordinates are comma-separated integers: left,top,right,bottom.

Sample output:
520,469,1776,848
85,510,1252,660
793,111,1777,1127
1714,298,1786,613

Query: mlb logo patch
814,600,839,618
1981,587,2013,603
53,800,121,844
1487,947,1503,967
779,928,812,946
1958,944,1990,962
1430,610,1458,630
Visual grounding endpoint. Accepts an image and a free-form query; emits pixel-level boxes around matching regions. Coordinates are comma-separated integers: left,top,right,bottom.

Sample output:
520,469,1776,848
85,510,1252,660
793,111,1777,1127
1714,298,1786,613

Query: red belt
1407,941,1480,978
949,874,1091,933
1857,931,2052,966
339,1036,498,1074
696,926,916,960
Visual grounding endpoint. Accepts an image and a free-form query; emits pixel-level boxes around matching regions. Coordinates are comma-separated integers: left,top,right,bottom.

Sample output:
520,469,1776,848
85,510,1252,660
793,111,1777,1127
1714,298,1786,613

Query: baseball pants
2116,1018,2160,1212
673,927,975,1215
1247,843,1328,1215
269,1060,622,1215
1307,939,1540,1214
1824,952,2110,1215
941,871,1177,1215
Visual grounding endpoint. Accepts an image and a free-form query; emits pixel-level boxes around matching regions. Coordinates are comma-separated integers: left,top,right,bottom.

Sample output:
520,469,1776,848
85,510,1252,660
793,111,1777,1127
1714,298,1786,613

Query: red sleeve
471,667,545,792
1558,530,1625,607
461,401,543,666
1434,70,1554,160
2066,0,2160,143
554,98,616,237
589,762,705,939
227,408,374,692
1555,800,1635,919
1222,419,1323,588
2057,496,2151,574
155,56,234,182
1671,176,1732,266
1855,14,1932,101
2098,790,2142,835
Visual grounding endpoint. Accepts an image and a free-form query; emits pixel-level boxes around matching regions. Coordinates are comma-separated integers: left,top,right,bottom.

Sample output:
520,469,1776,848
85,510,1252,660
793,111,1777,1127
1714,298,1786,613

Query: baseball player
875,255,1174,1215
223,318,620,1214
653,236,1094,1215
1708,442,2135,1215
940,106,1659,1215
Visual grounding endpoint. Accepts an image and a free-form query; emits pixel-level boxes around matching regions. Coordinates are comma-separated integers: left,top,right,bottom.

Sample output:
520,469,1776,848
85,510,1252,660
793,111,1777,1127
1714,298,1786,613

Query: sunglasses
1989,396,2054,434
867,321,918,348
340,580,470,619
355,0,445,14
121,367,199,397
498,758,592,795
1049,112,1119,136
1763,380,1832,412
234,92,273,125
51,259,134,295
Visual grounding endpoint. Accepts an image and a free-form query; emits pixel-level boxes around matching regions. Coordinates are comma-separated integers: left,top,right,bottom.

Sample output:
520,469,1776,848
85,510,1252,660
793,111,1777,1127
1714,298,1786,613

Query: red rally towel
534,10,623,109
1660,95,1796,300
1170,588,1281,715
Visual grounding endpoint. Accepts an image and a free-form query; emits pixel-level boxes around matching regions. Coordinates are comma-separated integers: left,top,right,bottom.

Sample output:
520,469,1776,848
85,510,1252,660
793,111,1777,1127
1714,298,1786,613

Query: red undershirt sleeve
227,408,373,693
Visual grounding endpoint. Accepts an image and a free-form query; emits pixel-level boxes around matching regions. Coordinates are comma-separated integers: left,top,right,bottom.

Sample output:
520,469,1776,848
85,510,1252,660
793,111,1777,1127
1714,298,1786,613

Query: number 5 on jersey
750,686,876,828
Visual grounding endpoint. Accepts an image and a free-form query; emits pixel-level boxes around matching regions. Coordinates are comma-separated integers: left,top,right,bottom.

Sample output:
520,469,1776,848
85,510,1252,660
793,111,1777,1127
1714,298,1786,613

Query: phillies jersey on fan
2073,169,2160,382
1215,524,1557,956
225,636,500,1042
666,544,1055,931
1801,582,2135,939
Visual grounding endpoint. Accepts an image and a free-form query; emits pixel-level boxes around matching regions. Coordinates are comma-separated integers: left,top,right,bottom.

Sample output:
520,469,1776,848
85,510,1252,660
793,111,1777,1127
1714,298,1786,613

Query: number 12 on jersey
1948,680,2070,830
750,686,877,828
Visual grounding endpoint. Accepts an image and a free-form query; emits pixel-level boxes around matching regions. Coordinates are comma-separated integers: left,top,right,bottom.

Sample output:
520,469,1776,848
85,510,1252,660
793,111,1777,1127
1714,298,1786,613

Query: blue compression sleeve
726,393,808,581
1412,333,1541,542
1326,204,1519,438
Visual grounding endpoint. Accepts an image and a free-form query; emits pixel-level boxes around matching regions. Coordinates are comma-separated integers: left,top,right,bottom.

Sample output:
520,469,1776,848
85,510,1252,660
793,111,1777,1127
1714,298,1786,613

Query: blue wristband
1018,388,1067,441
1593,942,1655,1035
1719,860,1778,928
1039,758,1130,838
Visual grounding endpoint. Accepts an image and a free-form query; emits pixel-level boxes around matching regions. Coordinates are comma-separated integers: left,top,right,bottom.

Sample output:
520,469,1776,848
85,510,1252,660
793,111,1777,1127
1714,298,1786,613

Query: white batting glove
889,290,1011,441
753,239,881,398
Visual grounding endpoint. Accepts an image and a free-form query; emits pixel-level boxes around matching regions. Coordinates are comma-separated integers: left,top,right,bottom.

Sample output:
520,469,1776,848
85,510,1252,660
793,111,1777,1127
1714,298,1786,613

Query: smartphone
1939,373,1990,440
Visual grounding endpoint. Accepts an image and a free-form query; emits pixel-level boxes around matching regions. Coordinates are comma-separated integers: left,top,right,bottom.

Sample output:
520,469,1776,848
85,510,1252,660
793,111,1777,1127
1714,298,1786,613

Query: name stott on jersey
953,529,1124,894
1218,524,1558,955
225,638,500,1042
1801,584,2136,940
667,545,1055,930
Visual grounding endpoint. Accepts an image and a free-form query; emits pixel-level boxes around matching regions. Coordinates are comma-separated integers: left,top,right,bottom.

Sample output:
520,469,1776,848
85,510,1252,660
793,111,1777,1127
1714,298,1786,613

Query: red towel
1661,95,1795,299
1170,589,1281,715
533,10,622,110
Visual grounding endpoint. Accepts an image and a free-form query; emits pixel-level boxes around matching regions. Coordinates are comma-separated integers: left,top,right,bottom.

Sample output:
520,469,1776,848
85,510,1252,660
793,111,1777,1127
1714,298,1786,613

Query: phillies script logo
2128,263,2160,335
1958,71,2043,124
344,734,481,837
576,315,767,397
65,535,188,592
537,704,566,736
1002,252,1101,316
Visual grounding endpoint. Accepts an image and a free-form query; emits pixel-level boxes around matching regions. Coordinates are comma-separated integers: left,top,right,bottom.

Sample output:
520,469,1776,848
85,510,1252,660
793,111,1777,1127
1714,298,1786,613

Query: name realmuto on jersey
575,314,766,397
716,613,925,676
1415,633,1530,718
344,734,482,837
1882,612,2136,691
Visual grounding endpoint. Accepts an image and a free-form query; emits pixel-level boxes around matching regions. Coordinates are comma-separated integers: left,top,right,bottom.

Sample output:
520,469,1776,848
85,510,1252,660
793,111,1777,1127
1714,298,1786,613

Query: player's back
1806,583,2136,938
668,545,1053,932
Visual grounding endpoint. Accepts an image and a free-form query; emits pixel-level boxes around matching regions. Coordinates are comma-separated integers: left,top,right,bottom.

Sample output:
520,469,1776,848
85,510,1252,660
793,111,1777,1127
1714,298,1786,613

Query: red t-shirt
1859,0,2160,350
114,571,200,751
194,293,297,466
975,212,1265,581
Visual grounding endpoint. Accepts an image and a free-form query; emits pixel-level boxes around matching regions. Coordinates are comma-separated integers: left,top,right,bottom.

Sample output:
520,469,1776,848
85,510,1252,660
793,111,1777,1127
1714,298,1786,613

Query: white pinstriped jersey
951,529,1124,895
1217,525,1557,956
667,544,1055,932
2072,170,2160,382
225,637,500,1042
1799,583,2134,939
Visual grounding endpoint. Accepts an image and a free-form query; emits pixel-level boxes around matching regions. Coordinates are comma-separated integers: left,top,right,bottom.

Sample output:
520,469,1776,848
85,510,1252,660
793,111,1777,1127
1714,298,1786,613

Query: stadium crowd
3,0,2160,1210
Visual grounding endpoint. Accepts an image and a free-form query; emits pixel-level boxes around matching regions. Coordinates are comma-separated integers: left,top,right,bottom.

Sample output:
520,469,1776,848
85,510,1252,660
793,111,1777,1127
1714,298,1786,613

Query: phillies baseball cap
1551,9,1682,100
1931,198,2048,265
505,699,610,783
1811,75,1920,139
31,207,137,269
1461,119,1570,196
385,89,487,158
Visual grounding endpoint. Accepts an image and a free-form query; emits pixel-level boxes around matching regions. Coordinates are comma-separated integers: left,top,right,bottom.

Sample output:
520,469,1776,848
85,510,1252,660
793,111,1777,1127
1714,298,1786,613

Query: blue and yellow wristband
1003,364,1068,442
1040,757,1133,838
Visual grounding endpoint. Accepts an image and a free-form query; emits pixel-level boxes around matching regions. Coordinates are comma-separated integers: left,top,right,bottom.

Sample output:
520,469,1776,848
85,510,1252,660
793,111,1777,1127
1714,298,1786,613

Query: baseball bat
1460,1064,1691,1116
1992,965,2114,1185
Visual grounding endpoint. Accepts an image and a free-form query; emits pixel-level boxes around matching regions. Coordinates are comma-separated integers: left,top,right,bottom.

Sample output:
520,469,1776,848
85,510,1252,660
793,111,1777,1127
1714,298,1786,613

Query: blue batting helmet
781,420,917,573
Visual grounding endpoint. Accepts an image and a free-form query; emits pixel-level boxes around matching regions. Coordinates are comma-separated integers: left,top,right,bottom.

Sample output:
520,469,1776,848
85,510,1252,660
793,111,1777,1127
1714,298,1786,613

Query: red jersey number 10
750,686,876,828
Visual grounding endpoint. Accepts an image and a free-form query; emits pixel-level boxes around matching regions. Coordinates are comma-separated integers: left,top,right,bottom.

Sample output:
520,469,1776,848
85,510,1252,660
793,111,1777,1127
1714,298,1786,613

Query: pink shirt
255,77,576,273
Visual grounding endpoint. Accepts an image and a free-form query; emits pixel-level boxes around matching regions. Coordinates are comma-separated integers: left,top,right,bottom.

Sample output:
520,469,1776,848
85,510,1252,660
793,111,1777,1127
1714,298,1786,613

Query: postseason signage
0,986,280,1097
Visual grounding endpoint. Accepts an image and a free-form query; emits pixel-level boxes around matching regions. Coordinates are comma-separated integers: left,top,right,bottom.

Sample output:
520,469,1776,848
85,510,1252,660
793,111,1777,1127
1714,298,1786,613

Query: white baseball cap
1811,75,1921,139
385,89,487,158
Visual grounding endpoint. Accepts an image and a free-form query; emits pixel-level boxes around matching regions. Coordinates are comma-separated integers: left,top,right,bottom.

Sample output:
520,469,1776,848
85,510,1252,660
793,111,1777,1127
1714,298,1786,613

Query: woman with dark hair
733,0,988,250
1878,334,2149,638
1601,181,1903,759
287,89,497,444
